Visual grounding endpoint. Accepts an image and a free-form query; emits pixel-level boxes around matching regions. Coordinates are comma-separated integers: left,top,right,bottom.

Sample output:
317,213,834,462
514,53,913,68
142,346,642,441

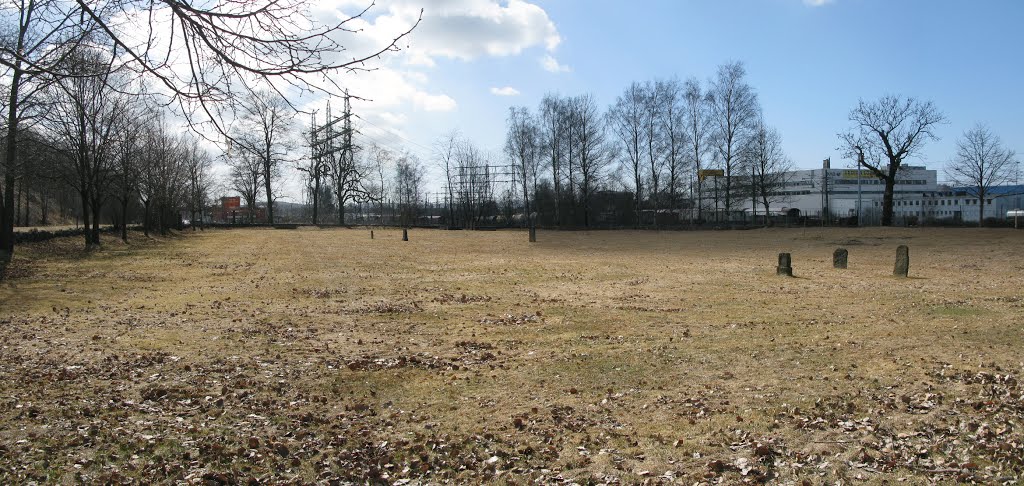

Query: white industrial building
776,165,937,224
700,165,1024,225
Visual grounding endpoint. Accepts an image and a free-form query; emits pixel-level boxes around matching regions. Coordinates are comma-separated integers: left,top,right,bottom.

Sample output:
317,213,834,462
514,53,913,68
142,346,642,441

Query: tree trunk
582,182,591,228
1,96,19,261
697,178,703,224
15,180,23,227
90,197,102,246
724,163,732,220
142,200,150,237
158,204,167,235
881,178,895,227
553,162,561,228
264,152,274,224
41,192,48,226
120,198,129,242
978,191,986,227
23,183,30,227
80,190,92,247
312,178,319,225
0,171,11,260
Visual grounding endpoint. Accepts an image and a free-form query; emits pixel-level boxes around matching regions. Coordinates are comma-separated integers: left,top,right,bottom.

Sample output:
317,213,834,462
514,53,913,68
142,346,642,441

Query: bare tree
112,97,149,242
609,83,646,226
43,48,132,247
299,112,329,225
227,150,262,223
539,94,567,227
433,130,464,227
569,94,610,228
744,119,791,223
709,61,760,220
182,138,212,230
369,144,392,225
684,77,712,223
453,139,491,228
945,124,1018,226
393,152,424,227
328,132,375,226
642,81,666,220
658,78,688,214
76,1,421,132
139,115,187,234
0,0,419,269
504,106,540,224
232,89,293,224
1,0,98,263
839,95,945,226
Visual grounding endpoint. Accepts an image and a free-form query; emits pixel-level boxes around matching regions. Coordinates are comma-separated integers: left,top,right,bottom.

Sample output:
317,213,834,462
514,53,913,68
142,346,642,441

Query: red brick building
211,197,266,223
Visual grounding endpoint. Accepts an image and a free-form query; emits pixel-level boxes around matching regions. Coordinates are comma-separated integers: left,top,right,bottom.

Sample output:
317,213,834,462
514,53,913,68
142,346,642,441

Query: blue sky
323,0,1023,189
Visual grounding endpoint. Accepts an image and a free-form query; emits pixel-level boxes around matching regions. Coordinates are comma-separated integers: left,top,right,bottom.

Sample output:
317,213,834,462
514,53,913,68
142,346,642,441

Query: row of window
896,199,991,207
897,210,961,216
785,179,930,187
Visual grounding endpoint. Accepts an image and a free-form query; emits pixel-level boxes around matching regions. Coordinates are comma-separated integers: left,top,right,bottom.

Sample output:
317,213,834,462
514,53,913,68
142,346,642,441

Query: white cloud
323,0,562,65
404,0,561,62
803,0,834,6
302,1,563,143
541,54,571,73
490,86,521,96
377,112,409,125
412,92,458,112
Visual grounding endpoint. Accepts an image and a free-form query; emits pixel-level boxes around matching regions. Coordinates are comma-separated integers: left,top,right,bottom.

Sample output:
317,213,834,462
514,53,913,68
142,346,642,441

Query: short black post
528,224,536,243
370,230,374,240
402,228,408,241
833,248,848,269
894,245,909,277
777,252,793,277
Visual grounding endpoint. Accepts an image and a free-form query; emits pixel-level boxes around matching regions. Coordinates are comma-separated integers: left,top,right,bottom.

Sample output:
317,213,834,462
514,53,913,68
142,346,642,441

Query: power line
353,113,435,155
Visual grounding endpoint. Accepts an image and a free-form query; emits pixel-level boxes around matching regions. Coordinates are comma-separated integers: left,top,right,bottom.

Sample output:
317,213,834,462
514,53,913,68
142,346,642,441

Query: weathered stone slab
777,252,793,277
833,248,848,269
894,245,909,277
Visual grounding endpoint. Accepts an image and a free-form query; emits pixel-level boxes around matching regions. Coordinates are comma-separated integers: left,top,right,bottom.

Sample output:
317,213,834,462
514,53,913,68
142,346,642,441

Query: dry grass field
1,227,1023,484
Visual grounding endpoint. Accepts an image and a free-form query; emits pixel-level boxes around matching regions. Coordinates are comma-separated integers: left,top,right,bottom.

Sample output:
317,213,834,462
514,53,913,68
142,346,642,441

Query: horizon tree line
500,62,1018,228
0,0,420,278
499,61,794,228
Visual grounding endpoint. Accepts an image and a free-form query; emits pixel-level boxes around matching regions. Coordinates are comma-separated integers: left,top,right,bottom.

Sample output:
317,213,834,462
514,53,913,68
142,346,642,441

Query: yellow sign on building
840,170,880,180
698,169,725,181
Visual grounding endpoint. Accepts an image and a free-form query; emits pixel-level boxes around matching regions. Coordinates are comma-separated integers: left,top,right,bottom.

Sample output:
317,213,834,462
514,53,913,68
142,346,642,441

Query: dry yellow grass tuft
1,227,1023,483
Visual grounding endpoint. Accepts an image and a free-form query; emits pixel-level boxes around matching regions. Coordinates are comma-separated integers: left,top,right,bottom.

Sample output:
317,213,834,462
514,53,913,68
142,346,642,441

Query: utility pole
750,164,757,225
855,146,864,227
341,90,354,226
822,158,830,226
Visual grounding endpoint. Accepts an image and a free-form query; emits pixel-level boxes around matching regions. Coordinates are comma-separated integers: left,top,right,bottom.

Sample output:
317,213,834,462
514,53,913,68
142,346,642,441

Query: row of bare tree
840,96,1017,226
501,62,792,228
3,46,213,247
502,62,1017,228
0,0,418,276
